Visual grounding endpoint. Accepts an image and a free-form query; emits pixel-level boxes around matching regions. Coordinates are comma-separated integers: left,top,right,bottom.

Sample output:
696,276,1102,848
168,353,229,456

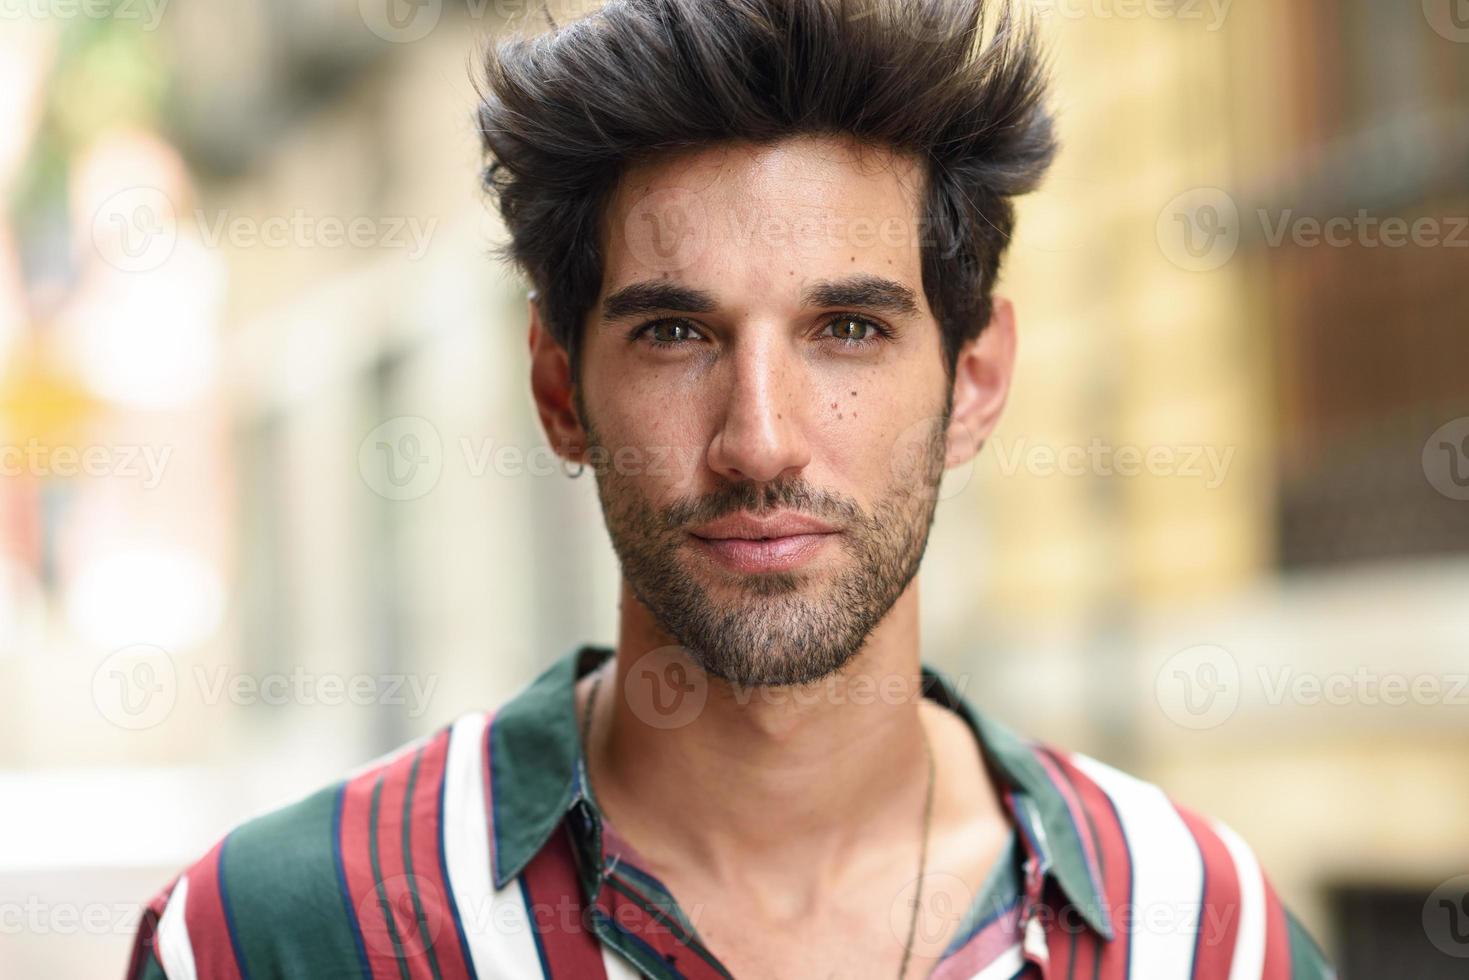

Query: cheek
811,365,932,458
588,399,706,495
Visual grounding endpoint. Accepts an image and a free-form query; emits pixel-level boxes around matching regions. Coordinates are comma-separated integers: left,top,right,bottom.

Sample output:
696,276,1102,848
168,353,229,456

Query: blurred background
2,0,1467,975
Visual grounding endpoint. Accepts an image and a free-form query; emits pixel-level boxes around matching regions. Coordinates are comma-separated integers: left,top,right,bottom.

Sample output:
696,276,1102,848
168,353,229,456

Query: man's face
577,136,954,688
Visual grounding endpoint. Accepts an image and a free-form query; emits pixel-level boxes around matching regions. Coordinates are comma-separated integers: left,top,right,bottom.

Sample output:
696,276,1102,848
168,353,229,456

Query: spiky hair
476,0,1057,384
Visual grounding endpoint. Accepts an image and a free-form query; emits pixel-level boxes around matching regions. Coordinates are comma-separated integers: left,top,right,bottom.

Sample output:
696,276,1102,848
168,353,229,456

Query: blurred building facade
1,1,1465,976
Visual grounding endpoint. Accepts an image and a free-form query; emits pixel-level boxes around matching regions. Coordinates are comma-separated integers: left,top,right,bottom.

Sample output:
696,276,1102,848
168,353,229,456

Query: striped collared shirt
125,643,1335,979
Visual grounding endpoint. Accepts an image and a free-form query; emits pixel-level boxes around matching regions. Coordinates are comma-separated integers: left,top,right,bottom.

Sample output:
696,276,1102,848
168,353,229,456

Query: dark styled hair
476,0,1057,387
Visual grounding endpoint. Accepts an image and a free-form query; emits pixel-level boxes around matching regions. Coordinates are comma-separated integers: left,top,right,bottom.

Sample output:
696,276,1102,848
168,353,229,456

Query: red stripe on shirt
183,839,245,980
520,820,610,979
339,766,399,980
1050,752,1132,980
409,729,474,980
372,748,438,980
1177,805,1243,980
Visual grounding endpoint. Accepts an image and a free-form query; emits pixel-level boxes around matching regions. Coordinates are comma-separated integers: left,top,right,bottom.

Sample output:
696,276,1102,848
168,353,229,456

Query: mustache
661,477,859,532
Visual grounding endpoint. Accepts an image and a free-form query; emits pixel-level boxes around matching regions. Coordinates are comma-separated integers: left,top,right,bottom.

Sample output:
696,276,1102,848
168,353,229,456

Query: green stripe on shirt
217,784,369,977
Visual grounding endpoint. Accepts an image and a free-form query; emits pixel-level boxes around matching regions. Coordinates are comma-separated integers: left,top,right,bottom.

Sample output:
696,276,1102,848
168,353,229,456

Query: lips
687,510,841,573
688,531,836,573
688,510,840,541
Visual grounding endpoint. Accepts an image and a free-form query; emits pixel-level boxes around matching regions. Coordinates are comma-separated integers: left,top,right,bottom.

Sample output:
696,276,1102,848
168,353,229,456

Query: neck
581,577,939,901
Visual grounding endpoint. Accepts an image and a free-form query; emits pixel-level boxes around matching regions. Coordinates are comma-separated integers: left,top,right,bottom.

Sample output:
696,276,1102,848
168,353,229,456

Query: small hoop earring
563,457,585,479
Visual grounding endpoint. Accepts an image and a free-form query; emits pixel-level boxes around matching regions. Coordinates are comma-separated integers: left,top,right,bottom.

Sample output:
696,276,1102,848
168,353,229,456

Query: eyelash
629,315,896,350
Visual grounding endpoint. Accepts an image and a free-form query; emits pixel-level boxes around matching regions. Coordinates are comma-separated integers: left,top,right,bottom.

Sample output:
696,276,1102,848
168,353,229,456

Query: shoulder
1015,740,1335,978
126,713,493,980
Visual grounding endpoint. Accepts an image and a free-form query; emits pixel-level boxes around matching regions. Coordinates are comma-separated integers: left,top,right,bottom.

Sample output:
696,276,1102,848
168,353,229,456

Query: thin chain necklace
579,668,936,980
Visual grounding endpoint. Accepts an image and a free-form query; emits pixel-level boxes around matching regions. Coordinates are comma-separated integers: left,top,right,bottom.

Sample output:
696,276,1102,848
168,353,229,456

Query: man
126,0,1335,977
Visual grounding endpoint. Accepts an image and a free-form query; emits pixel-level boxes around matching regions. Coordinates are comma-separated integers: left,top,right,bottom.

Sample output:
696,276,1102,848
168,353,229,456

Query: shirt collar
487,642,1113,939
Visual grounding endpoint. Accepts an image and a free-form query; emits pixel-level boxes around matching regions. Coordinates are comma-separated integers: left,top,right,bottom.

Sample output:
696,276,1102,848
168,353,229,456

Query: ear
945,295,1017,469
528,299,587,464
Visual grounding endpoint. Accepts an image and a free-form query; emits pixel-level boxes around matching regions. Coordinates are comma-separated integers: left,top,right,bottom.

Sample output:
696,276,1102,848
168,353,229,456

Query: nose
704,330,812,484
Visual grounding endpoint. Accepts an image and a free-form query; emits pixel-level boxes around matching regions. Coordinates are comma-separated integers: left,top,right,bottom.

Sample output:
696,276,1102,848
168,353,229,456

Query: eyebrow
599,274,921,322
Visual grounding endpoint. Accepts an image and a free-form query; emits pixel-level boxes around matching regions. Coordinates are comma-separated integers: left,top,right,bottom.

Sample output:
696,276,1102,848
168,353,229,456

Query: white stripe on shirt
442,711,545,978
1214,817,1267,980
156,874,197,980
1073,754,1205,980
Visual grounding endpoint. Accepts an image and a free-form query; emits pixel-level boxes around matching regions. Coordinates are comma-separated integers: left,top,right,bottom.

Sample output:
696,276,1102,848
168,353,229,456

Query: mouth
687,530,839,574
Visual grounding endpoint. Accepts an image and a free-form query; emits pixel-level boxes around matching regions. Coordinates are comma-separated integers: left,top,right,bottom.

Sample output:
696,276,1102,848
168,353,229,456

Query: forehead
600,135,929,302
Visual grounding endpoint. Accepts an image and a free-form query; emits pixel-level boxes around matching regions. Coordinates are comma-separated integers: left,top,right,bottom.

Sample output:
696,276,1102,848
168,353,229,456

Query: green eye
830,317,869,341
